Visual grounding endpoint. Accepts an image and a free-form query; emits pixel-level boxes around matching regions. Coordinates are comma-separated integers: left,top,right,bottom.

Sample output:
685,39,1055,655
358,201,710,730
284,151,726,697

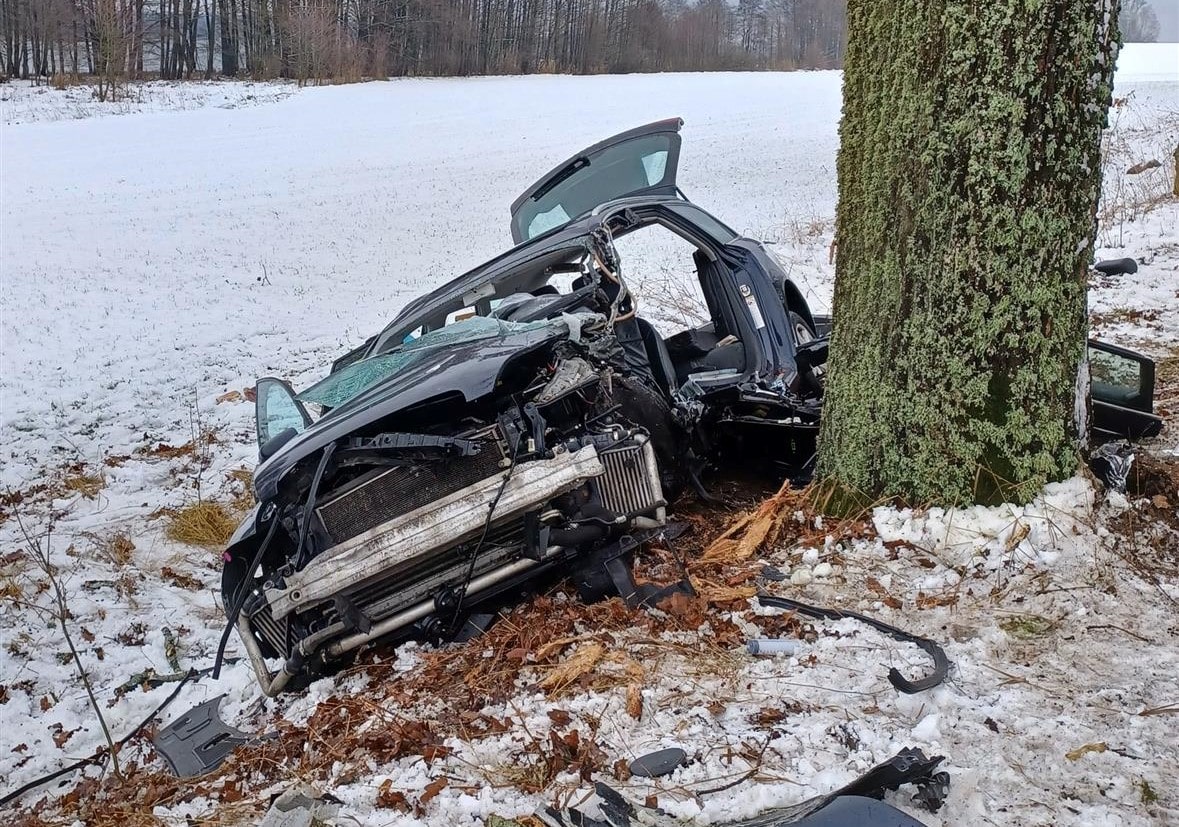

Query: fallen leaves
50,722,80,748
420,776,449,806
375,781,411,812
161,565,202,591
866,576,902,610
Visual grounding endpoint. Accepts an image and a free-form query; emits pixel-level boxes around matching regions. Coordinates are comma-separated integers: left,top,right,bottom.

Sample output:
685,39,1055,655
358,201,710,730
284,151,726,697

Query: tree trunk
816,0,1120,507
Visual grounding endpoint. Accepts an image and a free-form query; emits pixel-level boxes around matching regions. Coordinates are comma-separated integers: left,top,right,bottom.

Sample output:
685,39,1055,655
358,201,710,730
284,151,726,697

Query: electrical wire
448,433,522,630
212,515,279,679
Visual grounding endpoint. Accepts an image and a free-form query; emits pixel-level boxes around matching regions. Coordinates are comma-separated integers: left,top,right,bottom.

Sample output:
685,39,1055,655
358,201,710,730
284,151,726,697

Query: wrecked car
220,118,1163,694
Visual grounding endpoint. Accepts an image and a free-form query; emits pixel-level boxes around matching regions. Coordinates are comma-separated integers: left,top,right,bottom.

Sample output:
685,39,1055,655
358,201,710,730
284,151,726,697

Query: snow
2,44,1178,826
0,78,297,125
1110,42,1179,83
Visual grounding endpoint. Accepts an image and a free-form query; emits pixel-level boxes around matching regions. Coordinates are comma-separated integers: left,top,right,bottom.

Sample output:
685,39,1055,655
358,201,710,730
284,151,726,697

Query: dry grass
49,73,83,90
225,467,255,512
61,471,104,499
87,531,137,567
164,501,238,547
1098,95,1179,247
0,575,23,602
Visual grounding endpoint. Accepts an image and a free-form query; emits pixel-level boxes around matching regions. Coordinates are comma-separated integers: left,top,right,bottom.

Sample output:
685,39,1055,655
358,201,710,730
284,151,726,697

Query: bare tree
12,514,122,779
1121,0,1159,41
2,0,852,85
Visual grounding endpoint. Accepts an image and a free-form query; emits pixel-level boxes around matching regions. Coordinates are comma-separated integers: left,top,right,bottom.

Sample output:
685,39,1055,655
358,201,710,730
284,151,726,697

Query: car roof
368,194,723,355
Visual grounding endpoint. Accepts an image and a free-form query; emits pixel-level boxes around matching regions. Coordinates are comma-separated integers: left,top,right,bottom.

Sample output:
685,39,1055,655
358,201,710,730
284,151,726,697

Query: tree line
0,0,849,86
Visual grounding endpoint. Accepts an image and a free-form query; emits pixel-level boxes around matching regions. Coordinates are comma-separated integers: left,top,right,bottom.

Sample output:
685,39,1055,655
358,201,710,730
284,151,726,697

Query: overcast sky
1146,1,1178,41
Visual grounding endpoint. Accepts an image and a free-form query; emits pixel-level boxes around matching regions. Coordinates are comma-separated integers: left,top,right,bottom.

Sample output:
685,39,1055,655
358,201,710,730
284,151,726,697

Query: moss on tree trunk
816,0,1120,507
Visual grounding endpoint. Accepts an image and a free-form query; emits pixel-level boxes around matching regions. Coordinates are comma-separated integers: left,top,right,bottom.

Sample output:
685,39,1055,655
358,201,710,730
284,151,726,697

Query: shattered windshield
296,316,554,409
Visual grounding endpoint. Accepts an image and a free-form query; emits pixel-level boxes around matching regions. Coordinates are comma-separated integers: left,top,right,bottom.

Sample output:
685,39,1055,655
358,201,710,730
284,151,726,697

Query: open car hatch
509,118,683,244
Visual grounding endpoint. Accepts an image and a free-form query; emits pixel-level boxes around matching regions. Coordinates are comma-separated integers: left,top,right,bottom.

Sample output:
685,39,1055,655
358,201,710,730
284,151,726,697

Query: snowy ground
1,45,1177,826
0,78,297,125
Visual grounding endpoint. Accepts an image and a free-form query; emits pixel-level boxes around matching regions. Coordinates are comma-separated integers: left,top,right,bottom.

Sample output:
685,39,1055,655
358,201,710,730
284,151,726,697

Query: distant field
1,45,1177,822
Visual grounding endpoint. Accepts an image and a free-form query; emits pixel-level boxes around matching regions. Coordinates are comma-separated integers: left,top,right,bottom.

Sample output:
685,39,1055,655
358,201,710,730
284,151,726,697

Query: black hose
757,594,950,694
212,515,279,679
294,442,336,569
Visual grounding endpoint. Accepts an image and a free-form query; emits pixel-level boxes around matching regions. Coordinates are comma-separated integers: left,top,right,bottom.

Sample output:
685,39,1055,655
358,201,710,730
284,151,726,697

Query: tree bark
816,0,1120,507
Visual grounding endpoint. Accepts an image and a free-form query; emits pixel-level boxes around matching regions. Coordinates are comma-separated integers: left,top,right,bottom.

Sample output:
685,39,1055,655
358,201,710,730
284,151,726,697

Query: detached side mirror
255,377,312,458
1088,340,1162,441
1089,341,1154,413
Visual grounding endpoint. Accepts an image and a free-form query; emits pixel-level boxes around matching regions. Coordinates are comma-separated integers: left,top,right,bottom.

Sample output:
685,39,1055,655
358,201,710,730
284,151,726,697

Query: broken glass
296,316,554,409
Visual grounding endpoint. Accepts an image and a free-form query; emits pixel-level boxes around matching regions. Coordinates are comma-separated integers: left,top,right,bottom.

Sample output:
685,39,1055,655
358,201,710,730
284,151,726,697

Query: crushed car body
221,118,1164,694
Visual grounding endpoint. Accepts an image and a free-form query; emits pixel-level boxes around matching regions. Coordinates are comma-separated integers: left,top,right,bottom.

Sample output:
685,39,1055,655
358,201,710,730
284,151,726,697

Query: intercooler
596,436,663,518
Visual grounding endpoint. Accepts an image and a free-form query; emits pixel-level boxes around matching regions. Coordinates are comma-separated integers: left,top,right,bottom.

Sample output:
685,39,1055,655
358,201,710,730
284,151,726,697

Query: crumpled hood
253,325,565,502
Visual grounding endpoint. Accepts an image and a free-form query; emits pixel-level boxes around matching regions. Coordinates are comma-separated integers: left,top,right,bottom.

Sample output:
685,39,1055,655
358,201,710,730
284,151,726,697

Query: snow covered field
1,45,1177,826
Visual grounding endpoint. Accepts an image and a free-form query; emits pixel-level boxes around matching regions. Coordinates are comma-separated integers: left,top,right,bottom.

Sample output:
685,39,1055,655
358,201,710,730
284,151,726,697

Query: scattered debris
151,695,255,777
257,787,342,827
1090,442,1136,492
539,642,607,694
541,748,948,826
757,596,951,694
628,747,687,778
747,638,804,656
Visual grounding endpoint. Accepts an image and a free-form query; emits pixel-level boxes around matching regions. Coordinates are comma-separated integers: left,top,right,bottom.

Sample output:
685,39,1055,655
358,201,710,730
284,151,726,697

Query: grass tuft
62,471,104,499
165,501,239,547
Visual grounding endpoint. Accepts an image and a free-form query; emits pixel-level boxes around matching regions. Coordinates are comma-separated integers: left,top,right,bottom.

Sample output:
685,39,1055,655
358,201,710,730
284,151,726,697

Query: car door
510,118,683,244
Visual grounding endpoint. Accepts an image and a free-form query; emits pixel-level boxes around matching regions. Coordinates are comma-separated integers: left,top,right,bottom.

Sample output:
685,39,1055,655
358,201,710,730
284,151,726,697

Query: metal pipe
747,638,803,656
324,554,548,658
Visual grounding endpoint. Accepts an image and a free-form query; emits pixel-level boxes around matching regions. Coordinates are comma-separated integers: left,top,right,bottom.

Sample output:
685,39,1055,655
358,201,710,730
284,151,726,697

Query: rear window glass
516,134,675,242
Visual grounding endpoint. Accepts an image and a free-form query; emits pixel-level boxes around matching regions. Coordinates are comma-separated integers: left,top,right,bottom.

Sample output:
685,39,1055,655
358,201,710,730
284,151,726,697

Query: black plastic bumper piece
757,595,951,694
151,695,253,778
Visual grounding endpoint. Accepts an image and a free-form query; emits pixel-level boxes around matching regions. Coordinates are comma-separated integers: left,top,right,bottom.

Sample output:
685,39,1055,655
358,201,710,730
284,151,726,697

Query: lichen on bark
816,0,1120,507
